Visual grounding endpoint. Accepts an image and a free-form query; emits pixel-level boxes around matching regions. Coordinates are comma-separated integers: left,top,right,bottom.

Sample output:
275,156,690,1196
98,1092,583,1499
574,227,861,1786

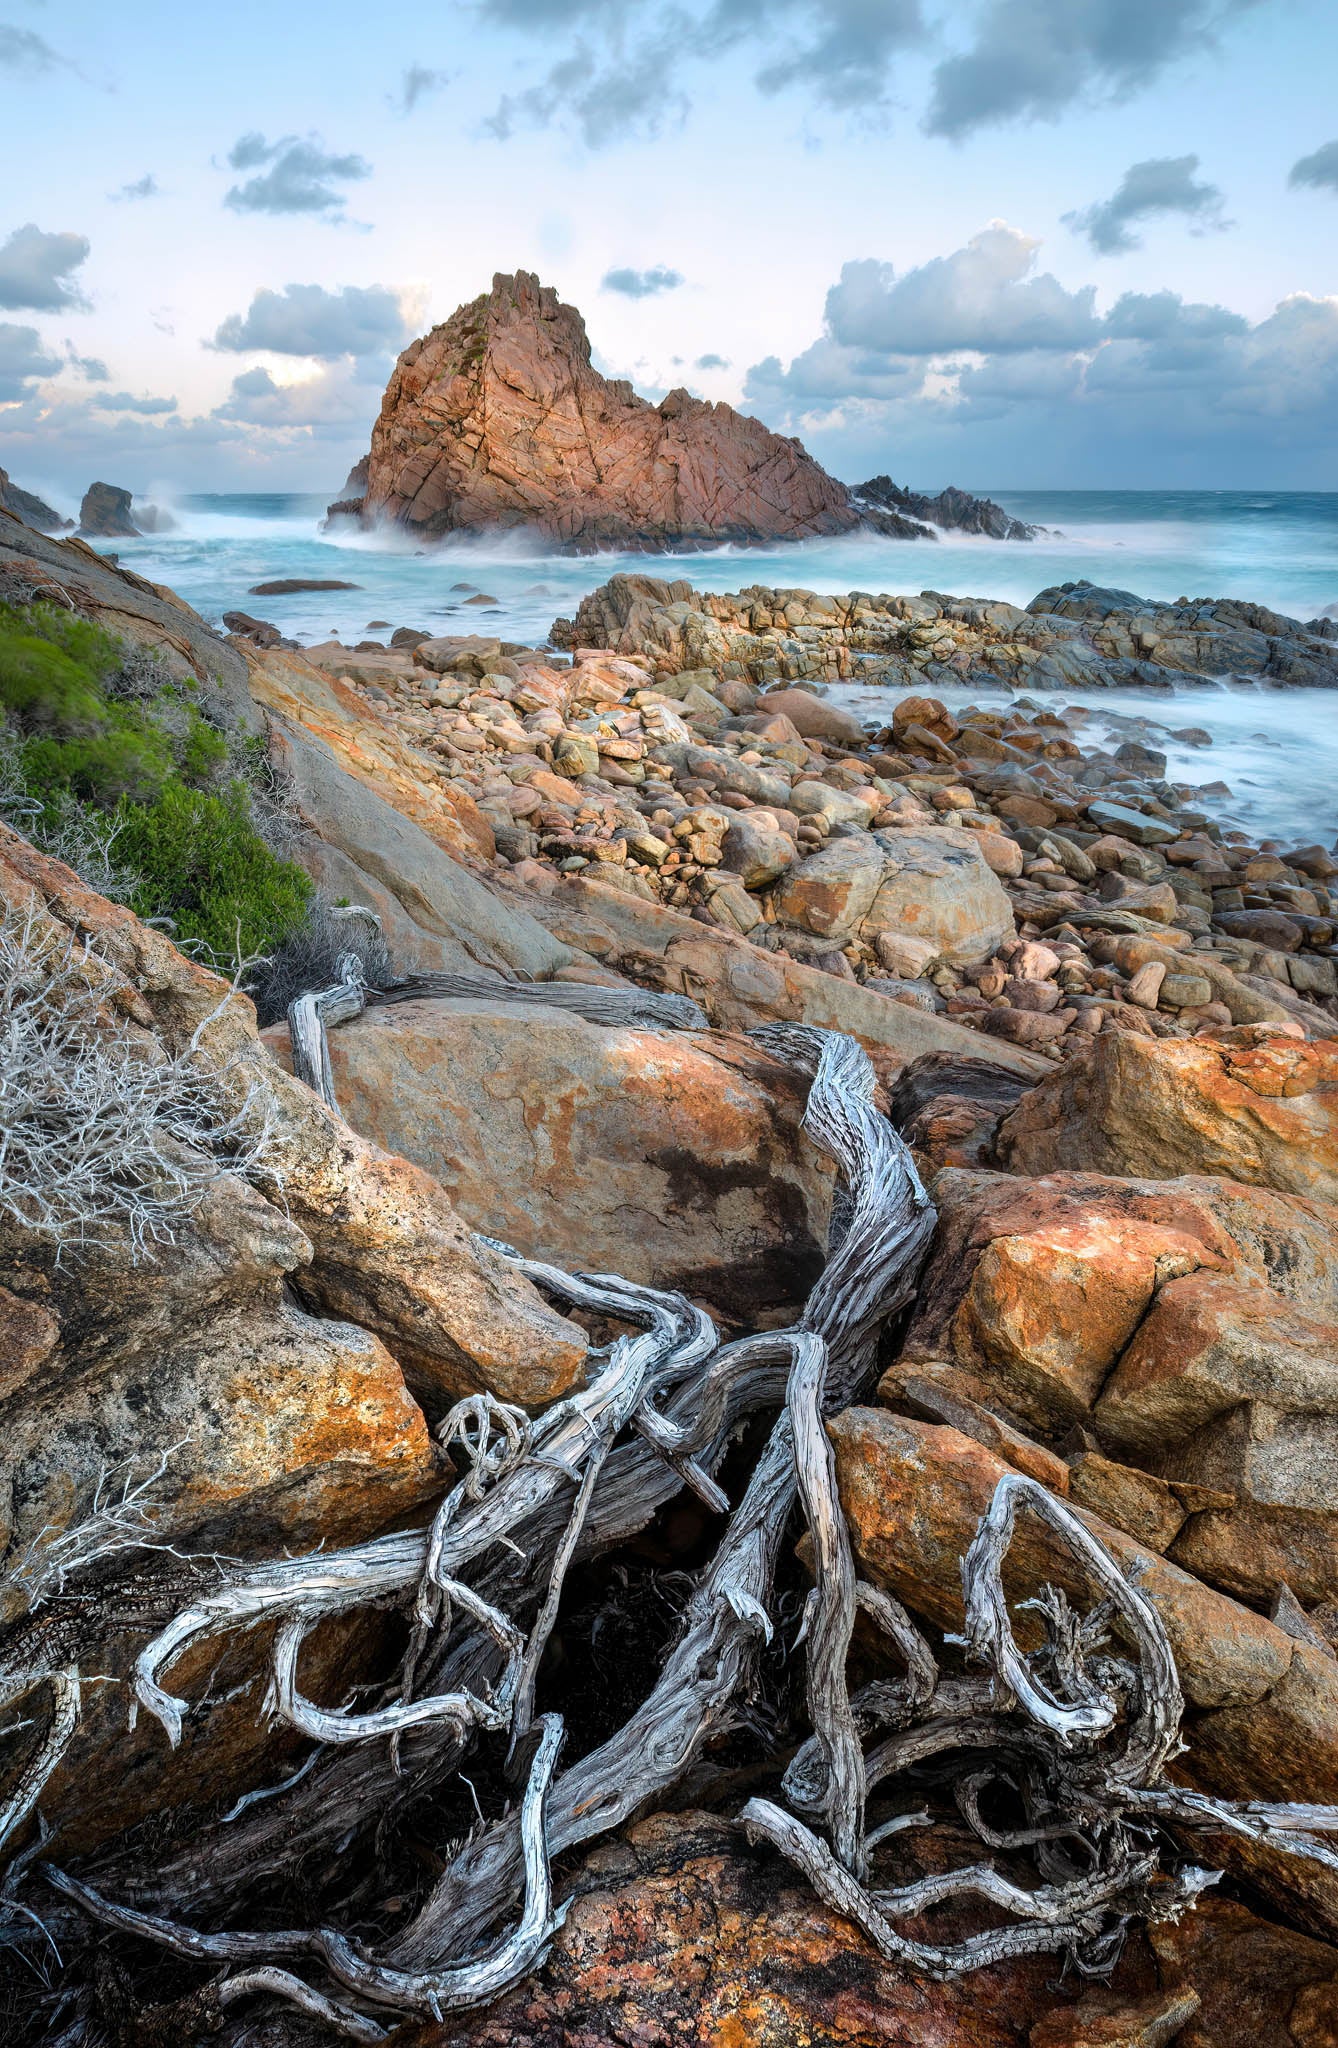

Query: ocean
89,488,1338,848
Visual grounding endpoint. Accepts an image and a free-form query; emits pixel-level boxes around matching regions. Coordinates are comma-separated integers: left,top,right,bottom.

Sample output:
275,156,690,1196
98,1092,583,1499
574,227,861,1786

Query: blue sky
4,0,1338,500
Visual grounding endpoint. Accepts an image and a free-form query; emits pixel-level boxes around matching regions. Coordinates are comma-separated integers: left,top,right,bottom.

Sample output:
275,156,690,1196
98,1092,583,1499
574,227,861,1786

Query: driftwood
5,1024,1338,2042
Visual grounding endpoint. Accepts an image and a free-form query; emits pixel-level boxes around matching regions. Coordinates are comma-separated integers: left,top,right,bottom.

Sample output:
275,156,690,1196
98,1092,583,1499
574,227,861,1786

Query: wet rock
76,480,140,538
248,577,361,595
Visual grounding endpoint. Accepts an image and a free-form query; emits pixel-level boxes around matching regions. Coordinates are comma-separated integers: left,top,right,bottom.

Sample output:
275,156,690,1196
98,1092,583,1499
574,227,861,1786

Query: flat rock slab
321,995,837,1314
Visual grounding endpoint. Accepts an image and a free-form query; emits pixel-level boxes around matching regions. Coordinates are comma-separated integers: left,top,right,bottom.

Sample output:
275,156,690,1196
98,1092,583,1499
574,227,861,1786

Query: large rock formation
333,270,864,551
853,473,1038,541
0,465,70,532
76,480,140,538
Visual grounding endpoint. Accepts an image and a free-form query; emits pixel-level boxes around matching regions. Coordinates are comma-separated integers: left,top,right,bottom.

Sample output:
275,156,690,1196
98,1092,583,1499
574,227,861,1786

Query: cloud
211,282,410,360
485,32,691,147
224,132,371,217
394,63,449,113
1289,140,1338,195
0,322,62,401
111,174,160,202
822,227,1101,354
1065,155,1229,253
601,264,684,298
0,224,91,312
735,0,926,114
89,391,179,415
479,1,926,141
924,0,1262,140
0,24,66,73
65,348,109,381
211,361,377,431
695,352,731,369
743,227,1338,485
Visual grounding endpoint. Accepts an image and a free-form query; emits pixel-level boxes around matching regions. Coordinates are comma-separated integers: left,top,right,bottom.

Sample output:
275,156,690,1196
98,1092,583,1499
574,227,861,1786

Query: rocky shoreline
3,505,1338,2045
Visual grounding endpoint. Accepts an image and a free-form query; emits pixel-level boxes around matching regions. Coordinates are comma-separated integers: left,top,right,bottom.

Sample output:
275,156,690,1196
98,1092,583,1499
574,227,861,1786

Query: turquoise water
85,489,1338,846
89,488,1338,652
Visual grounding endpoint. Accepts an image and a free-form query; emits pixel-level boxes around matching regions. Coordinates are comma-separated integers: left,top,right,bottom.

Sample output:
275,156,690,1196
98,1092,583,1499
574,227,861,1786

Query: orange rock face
998,1029,1338,1201
347,271,861,551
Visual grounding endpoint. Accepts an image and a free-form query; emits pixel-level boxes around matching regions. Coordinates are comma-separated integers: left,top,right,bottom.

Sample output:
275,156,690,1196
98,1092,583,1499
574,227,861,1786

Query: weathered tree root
7,1025,1338,2040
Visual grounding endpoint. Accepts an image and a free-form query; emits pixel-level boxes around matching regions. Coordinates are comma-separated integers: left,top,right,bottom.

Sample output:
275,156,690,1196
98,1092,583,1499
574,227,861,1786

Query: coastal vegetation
0,600,310,963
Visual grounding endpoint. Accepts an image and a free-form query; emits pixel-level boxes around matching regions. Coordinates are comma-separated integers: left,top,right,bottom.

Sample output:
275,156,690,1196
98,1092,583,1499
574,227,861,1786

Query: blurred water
89,488,1338,652
84,488,1338,848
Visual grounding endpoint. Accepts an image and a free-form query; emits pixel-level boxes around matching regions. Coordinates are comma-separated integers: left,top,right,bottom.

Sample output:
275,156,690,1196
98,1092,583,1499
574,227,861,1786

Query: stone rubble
291,573,1338,1081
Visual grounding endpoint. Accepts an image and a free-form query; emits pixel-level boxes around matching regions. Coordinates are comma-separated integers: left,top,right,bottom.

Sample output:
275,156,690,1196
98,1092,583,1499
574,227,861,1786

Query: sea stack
77,481,141,538
330,268,862,551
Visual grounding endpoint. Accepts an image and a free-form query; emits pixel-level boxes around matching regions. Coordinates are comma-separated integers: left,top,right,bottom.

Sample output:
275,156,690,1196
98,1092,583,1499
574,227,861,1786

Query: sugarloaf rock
331,269,863,552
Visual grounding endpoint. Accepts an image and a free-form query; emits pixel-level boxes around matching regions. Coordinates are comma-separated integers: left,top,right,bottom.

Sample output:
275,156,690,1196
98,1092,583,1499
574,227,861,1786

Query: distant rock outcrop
331,269,863,552
854,475,1038,541
77,480,141,538
0,464,71,532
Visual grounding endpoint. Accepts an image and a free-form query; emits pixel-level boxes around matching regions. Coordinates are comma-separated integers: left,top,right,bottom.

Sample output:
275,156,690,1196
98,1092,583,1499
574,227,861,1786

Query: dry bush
0,904,276,1260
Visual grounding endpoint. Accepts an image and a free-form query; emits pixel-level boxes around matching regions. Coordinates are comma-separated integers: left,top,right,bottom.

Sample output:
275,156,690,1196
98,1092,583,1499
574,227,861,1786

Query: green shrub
117,781,310,961
0,601,311,966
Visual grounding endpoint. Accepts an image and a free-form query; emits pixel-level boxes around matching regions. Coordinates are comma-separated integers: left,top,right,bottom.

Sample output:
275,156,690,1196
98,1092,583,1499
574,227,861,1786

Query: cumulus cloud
211,282,410,360
924,0,1262,140
212,361,376,432
744,226,1338,483
696,351,731,369
111,174,160,202
89,391,179,415
0,322,62,401
1065,155,1229,254
1289,140,1338,195
0,224,91,312
601,264,684,297
394,63,449,113
823,227,1101,354
224,132,371,217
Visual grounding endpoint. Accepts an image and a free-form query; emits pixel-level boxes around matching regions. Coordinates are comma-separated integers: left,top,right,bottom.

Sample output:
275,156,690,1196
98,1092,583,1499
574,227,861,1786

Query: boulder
496,863,1049,1079
773,834,886,941
828,1409,1338,1829
756,686,867,745
0,464,70,532
720,810,796,889
865,828,1015,965
999,1031,1338,1200
76,480,140,538
0,827,589,1414
347,271,862,549
898,1165,1338,1601
311,996,836,1315
774,827,1014,965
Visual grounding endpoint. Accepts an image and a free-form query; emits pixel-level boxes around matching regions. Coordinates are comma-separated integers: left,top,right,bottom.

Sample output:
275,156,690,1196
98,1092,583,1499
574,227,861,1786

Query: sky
4,0,1338,504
